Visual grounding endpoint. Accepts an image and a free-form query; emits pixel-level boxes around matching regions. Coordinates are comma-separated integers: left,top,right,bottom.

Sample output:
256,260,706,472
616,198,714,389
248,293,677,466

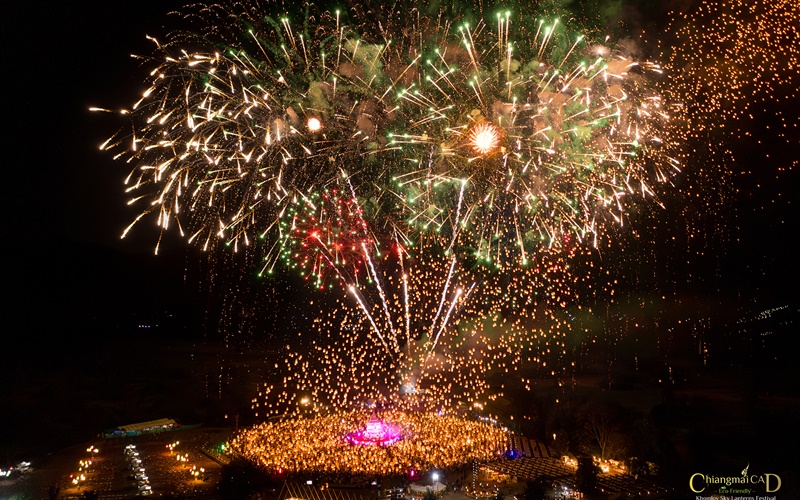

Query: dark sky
8,1,187,251
5,0,800,353
5,2,194,348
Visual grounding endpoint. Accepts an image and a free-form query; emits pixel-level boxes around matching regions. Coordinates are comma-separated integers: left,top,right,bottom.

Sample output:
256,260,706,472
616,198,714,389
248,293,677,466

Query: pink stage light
346,415,406,446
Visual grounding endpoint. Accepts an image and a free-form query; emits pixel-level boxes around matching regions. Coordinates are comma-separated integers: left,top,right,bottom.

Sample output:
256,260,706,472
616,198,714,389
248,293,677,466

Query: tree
626,456,660,478
581,402,631,460
584,412,614,460
521,478,550,500
575,457,600,497
47,485,60,500
218,458,278,500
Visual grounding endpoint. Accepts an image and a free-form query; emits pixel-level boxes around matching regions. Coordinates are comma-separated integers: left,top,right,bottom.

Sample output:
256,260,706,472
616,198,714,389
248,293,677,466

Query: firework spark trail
427,284,470,358
347,284,392,355
430,254,458,334
361,242,399,348
445,180,466,254
398,243,411,358
254,233,589,413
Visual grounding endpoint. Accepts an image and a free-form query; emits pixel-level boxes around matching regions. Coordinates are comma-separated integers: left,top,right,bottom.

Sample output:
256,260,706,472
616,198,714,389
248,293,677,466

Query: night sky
7,1,194,343
3,0,799,470
6,0,798,338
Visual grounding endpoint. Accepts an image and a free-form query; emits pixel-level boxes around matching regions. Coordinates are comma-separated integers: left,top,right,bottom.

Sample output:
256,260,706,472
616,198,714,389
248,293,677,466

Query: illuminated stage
346,414,407,446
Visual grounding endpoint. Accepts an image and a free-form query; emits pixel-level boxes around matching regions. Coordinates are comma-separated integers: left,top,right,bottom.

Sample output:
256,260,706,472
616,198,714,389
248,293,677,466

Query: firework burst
93,2,395,258
275,186,376,289
95,1,677,271
384,14,679,268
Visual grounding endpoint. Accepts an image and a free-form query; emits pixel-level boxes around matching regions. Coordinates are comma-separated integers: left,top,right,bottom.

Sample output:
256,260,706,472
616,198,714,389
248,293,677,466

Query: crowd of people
231,411,508,477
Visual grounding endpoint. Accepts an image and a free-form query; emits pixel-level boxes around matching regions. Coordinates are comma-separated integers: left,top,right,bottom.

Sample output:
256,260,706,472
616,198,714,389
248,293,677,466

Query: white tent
116,418,177,433
409,482,446,493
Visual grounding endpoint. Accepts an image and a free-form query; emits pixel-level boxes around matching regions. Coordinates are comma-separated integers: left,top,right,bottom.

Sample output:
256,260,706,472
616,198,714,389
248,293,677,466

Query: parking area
1,427,231,499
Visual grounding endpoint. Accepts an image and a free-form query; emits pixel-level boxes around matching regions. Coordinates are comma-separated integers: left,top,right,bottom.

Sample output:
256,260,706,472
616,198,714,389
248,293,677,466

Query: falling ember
468,123,501,155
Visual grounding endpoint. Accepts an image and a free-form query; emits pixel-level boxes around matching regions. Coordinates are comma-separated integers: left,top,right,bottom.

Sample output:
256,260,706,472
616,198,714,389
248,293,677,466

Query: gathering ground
0,421,671,499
